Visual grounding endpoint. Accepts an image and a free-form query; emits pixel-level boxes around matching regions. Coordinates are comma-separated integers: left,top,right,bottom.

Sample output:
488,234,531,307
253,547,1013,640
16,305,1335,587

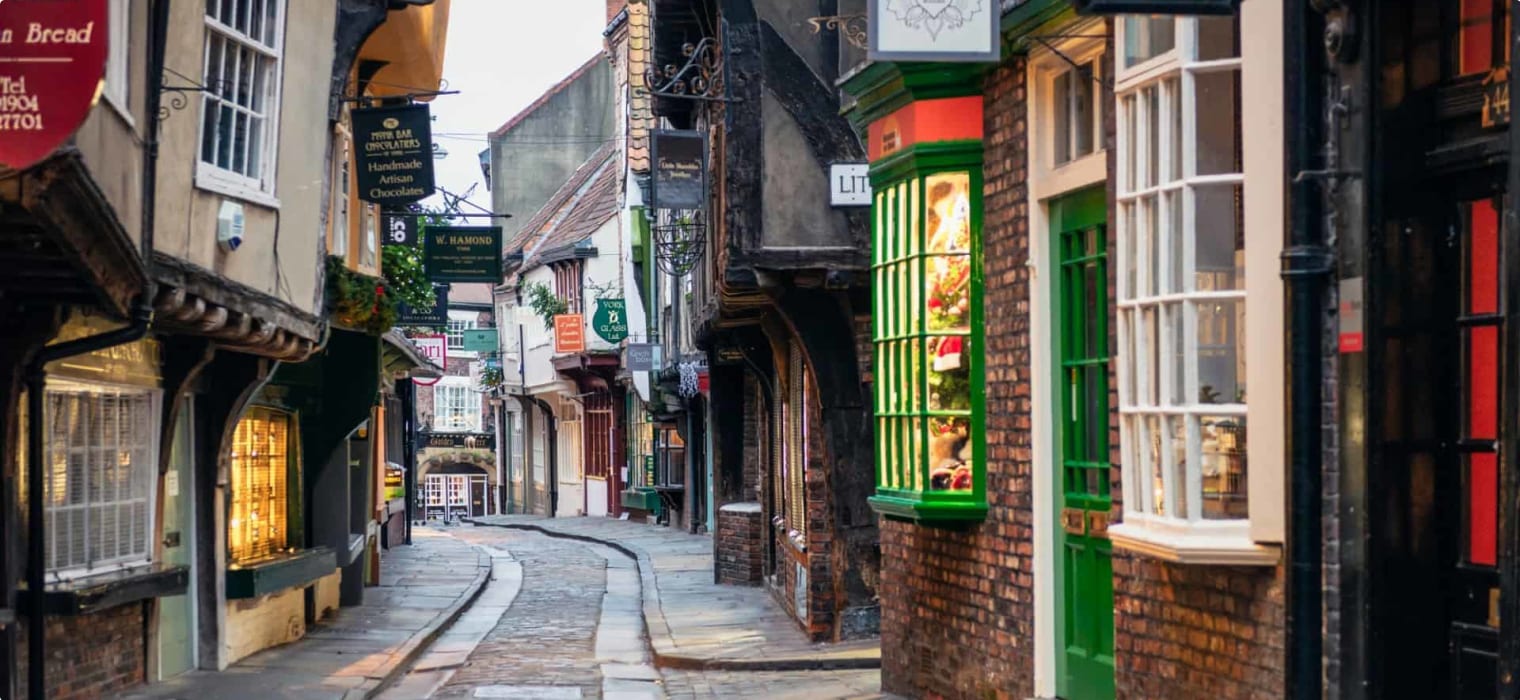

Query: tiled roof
504,145,621,282
446,282,493,305
489,54,606,139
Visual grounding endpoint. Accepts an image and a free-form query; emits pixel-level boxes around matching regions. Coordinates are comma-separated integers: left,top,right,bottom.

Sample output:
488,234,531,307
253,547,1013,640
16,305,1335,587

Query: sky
422,0,610,217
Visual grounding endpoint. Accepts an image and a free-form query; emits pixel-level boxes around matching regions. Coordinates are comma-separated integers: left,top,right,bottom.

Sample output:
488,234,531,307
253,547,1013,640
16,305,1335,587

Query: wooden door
1053,188,1115,700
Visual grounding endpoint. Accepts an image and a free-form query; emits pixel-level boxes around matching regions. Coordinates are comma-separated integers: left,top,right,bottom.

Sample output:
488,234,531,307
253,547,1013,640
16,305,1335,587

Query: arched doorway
420,461,491,521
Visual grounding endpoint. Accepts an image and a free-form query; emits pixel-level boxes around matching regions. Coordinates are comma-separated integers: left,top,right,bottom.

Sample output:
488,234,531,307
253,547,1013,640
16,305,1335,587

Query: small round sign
0,0,110,172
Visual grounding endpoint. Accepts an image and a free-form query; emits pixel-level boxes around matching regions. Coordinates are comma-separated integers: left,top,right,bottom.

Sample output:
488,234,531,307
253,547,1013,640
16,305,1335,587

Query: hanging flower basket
327,256,399,335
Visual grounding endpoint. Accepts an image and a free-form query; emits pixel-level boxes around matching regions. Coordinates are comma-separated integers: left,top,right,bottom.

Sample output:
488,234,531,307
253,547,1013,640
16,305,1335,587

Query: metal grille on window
40,381,158,576
229,407,291,565
201,0,283,183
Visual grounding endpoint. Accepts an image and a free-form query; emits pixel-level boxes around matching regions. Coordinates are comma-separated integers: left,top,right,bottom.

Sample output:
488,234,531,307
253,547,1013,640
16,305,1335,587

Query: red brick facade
18,603,146,700
717,503,764,585
878,32,1286,700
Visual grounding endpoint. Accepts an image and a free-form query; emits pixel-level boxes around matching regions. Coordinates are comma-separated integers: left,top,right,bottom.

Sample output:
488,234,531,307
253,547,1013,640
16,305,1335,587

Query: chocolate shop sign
651,129,705,210
352,104,435,207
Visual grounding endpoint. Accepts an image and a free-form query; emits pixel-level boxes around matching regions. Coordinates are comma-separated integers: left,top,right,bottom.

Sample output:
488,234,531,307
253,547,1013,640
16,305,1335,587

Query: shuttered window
35,381,160,577
229,407,293,565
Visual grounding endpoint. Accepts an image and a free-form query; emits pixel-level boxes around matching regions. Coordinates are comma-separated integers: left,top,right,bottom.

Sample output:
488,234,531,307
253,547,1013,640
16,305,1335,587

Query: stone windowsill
225,547,336,600
20,563,189,616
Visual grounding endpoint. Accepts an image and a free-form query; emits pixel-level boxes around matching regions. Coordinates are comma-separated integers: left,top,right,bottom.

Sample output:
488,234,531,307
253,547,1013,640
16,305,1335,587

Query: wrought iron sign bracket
643,37,738,103
807,14,867,50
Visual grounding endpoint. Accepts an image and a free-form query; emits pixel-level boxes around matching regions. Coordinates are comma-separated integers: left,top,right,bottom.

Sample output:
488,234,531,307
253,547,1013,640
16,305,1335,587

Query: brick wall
717,502,764,585
18,603,146,700
742,374,761,502
879,56,1037,699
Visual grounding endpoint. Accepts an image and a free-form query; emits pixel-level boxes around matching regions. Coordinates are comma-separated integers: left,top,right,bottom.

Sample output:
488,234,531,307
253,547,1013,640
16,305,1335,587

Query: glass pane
1145,415,1164,515
1458,0,1495,75
1145,85,1160,189
1166,302,1185,405
1118,312,1133,406
1200,415,1247,519
1166,78,1182,183
925,173,972,254
1145,197,1160,297
1124,15,1176,68
1467,325,1500,440
1166,191,1184,293
1084,364,1107,463
1123,96,1136,192
1141,306,1158,406
1197,16,1240,61
1193,69,1241,176
1054,69,1072,165
1084,257,1104,359
1074,64,1095,159
1120,203,1136,299
1170,415,1190,519
1197,298,1244,404
1194,184,1244,291
928,415,971,492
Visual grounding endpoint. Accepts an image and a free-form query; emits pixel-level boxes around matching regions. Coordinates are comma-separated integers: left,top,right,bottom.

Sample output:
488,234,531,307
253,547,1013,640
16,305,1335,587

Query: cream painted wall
313,570,341,622
155,0,336,316
222,583,311,664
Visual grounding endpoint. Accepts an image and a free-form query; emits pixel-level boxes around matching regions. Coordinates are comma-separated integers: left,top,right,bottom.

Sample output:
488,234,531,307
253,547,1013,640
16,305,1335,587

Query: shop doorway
1050,187,1114,700
1372,194,1503,698
158,401,197,678
423,464,490,521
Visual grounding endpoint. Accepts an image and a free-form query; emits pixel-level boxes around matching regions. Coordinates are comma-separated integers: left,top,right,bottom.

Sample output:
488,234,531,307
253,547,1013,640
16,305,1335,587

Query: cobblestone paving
661,668,883,700
434,529,609,699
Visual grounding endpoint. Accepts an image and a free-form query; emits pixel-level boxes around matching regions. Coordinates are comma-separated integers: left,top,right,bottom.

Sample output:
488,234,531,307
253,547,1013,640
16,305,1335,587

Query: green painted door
158,401,196,678
1053,188,1114,700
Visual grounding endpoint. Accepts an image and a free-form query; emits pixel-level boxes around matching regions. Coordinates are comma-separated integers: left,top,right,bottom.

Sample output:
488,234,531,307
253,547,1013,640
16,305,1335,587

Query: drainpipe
24,4,169,695
1283,1,1332,698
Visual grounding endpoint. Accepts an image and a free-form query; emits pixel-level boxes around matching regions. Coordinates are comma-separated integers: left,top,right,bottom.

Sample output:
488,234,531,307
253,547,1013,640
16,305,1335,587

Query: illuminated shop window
229,407,294,565
869,144,987,524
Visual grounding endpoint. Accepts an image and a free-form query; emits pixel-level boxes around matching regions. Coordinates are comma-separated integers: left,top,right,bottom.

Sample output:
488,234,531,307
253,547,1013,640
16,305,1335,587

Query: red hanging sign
0,0,110,171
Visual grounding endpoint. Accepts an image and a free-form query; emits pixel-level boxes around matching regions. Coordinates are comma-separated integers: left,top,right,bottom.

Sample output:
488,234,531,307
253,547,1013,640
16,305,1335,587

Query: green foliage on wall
525,282,569,330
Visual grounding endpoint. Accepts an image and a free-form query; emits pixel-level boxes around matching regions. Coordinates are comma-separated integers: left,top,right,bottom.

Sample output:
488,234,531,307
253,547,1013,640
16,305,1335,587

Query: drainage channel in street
375,533,665,700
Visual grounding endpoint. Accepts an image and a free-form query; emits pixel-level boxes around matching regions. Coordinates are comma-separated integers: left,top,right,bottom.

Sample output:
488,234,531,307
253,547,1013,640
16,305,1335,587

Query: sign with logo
383,212,419,246
423,432,495,450
462,328,498,353
829,163,872,207
424,226,502,283
869,0,1000,62
352,104,435,206
0,0,110,171
651,130,706,210
412,333,446,367
625,343,662,372
553,314,586,354
592,298,628,343
398,284,448,327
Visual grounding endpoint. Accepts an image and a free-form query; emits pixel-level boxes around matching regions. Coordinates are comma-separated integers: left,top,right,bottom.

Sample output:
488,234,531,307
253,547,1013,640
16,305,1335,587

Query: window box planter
225,546,335,600
21,564,189,616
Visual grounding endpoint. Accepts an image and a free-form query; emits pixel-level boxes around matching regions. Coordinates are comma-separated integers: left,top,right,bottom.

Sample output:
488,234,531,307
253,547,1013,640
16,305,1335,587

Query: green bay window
869,142,987,524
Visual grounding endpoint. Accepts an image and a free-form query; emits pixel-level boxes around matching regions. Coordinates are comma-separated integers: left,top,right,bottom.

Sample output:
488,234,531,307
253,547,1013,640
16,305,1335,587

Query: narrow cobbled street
380,525,883,700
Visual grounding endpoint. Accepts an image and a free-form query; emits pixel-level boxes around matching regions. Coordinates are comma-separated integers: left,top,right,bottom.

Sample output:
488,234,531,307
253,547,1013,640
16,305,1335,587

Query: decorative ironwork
807,14,868,50
159,67,228,121
653,209,707,276
642,37,731,102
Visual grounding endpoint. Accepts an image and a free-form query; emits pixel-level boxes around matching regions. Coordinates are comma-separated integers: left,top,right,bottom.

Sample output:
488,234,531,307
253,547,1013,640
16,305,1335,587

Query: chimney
607,0,626,25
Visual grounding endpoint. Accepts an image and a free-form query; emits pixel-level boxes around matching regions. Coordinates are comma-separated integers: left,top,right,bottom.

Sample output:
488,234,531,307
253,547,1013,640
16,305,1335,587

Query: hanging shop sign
553,314,586,354
424,226,502,283
412,333,446,368
398,284,449,327
829,163,872,207
0,0,111,171
650,130,706,210
1068,0,1238,15
868,0,1000,63
383,212,419,246
352,104,436,206
461,328,498,353
625,343,662,372
592,298,629,343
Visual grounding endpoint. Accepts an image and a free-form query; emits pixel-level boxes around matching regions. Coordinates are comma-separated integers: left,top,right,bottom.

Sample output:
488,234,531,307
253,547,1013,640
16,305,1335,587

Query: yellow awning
358,0,451,101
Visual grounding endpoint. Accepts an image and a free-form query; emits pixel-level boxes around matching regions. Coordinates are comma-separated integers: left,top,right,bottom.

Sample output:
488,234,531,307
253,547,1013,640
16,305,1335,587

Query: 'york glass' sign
0,0,110,171
869,0,999,62
593,299,628,343
651,130,705,210
830,163,872,207
352,104,436,206
425,226,502,283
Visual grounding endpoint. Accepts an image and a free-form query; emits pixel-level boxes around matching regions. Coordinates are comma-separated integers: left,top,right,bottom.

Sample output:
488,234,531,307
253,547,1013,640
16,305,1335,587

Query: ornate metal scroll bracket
807,14,868,50
653,209,707,276
641,37,736,103
158,67,225,121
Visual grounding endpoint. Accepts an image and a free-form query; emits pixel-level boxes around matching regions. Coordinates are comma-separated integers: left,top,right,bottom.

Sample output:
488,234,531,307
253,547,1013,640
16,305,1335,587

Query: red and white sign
413,333,446,368
0,0,110,171
553,314,585,354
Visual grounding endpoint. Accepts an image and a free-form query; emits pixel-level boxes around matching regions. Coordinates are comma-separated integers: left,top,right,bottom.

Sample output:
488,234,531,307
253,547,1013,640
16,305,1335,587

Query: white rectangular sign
413,334,446,368
830,163,872,207
869,0,1001,63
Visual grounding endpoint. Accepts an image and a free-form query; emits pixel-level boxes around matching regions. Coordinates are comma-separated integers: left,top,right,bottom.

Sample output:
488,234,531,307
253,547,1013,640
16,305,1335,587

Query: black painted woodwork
224,547,337,600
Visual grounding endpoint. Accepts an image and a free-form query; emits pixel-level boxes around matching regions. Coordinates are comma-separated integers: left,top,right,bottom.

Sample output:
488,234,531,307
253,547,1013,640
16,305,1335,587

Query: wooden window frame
867,141,989,525
1109,13,1281,564
196,0,285,205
